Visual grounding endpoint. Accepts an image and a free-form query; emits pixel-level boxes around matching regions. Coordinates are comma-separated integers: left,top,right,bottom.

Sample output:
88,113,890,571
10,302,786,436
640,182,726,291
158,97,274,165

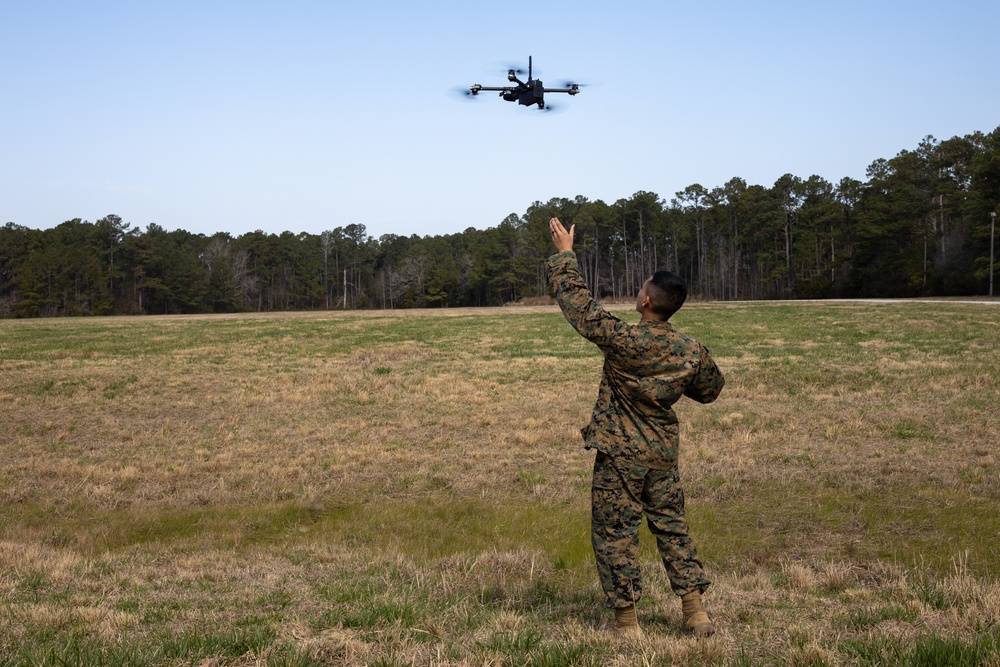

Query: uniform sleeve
547,251,628,348
684,345,725,404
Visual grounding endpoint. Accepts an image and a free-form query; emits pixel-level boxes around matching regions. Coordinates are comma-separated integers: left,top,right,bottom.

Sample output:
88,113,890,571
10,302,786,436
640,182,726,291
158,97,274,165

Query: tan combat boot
681,591,714,637
610,604,642,636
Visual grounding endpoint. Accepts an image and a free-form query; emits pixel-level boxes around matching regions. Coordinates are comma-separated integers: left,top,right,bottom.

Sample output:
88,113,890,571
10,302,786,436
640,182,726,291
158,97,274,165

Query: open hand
549,217,575,253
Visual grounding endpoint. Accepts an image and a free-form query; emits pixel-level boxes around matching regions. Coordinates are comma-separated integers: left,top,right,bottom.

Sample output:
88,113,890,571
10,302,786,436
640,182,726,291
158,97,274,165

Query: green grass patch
840,630,1000,667
843,603,919,630
1,626,310,667
695,482,1000,576
478,630,598,667
8,474,999,580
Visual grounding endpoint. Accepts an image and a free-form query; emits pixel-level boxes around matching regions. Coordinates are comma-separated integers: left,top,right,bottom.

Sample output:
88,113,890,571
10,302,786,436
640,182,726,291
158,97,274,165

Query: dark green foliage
3,127,999,317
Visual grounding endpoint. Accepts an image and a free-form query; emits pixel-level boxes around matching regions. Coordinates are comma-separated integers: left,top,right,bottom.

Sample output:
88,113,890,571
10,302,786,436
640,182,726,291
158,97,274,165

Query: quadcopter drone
462,56,582,111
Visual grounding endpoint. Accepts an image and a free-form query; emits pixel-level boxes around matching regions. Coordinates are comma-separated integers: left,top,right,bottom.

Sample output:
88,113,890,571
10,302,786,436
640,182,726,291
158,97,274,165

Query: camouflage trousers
591,451,710,608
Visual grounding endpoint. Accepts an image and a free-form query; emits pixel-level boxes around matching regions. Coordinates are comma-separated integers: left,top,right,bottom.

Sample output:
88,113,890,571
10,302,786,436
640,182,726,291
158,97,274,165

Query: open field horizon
2,301,998,665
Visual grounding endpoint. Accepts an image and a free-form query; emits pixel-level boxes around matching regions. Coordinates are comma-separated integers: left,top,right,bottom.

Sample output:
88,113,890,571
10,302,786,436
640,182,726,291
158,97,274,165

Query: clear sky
2,1,998,240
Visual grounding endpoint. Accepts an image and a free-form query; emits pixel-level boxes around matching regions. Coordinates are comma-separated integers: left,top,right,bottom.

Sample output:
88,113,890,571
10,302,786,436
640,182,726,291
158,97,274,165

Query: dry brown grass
2,308,595,516
1,301,998,664
4,536,999,665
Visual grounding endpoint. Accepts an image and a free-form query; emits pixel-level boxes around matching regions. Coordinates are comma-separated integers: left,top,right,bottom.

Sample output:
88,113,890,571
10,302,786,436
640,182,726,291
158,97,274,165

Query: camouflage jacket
547,251,725,469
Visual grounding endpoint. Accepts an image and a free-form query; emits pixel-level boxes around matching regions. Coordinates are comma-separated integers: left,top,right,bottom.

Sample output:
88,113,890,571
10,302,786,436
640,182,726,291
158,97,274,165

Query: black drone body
466,56,581,111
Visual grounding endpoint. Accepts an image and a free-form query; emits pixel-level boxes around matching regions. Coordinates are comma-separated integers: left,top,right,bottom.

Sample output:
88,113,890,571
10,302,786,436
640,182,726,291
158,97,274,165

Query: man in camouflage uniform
547,217,725,637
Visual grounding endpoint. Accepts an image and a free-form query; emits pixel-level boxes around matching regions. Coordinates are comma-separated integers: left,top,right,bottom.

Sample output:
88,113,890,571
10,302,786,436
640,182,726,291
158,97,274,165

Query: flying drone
459,57,583,111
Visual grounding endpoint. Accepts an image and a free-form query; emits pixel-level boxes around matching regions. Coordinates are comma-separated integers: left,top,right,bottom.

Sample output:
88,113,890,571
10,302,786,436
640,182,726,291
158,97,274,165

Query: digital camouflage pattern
547,250,724,606
547,251,725,468
592,452,710,604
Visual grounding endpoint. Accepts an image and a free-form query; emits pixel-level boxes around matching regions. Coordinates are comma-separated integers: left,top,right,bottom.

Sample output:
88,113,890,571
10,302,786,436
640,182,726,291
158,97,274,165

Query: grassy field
1,301,999,666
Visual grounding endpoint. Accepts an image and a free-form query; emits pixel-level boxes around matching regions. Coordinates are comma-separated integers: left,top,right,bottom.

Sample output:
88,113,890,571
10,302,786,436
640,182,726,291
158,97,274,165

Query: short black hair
646,270,687,319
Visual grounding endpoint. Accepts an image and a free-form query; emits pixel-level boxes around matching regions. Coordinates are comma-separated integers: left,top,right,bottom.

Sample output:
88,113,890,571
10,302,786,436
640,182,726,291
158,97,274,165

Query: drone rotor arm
542,86,581,96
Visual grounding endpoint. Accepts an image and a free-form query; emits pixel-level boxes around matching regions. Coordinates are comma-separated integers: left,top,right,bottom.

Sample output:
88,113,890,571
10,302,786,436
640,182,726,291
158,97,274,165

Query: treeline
2,128,999,317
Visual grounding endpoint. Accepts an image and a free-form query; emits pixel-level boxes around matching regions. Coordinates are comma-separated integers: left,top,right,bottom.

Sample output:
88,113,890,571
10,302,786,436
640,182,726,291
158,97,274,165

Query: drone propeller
556,79,593,89
492,61,532,77
448,85,481,101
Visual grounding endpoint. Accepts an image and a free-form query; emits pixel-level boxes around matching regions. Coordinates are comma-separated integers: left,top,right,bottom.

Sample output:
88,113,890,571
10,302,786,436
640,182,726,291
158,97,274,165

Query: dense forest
2,128,999,317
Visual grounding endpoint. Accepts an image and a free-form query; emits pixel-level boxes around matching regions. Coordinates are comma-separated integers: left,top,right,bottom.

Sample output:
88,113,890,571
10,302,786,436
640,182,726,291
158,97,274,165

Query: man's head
636,270,687,321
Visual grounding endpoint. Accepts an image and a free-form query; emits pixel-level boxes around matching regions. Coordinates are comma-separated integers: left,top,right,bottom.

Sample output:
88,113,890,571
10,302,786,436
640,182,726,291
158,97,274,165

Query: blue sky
2,1,998,239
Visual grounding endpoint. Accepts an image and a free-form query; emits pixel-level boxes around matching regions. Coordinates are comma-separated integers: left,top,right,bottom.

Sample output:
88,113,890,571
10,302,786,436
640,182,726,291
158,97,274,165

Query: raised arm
547,218,627,347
